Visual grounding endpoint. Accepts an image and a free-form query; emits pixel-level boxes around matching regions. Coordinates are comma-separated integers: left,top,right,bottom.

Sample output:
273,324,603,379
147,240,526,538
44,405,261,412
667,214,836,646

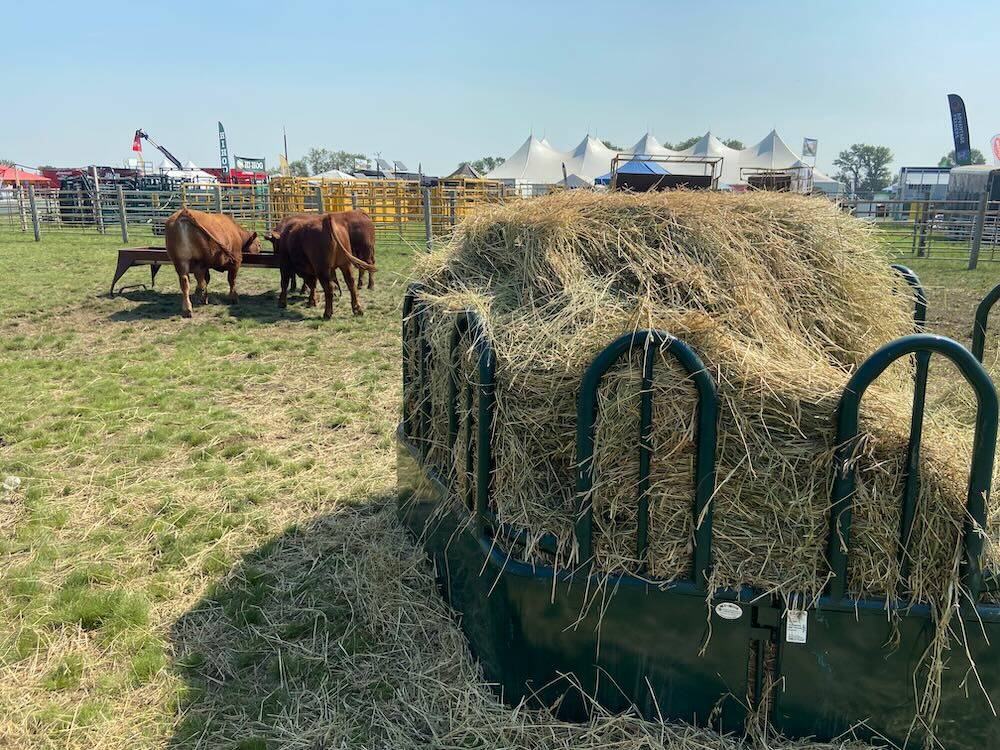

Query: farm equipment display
397,272,1000,749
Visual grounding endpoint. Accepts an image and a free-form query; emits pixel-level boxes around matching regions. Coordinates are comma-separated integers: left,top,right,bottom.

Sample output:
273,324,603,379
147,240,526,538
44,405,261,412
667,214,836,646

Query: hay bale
412,190,984,606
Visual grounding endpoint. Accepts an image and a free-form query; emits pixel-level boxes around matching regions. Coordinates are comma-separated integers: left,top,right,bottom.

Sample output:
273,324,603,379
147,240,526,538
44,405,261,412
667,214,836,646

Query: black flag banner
948,94,972,165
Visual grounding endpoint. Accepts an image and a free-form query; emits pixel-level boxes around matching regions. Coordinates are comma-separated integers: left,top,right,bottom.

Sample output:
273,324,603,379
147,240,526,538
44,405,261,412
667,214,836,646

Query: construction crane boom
134,129,184,171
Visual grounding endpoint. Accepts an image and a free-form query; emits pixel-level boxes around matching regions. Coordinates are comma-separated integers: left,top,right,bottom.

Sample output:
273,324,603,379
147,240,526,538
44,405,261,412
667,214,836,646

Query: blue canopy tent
594,158,670,186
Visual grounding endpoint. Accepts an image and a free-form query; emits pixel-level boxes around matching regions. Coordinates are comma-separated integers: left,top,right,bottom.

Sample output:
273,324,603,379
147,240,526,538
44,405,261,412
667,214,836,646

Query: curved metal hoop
826,333,998,601
971,282,1000,363
575,330,718,587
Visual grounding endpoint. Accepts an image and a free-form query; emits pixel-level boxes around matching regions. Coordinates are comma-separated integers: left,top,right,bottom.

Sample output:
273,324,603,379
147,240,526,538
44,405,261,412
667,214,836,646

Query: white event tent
486,135,567,184
159,160,218,184
564,136,620,182
487,130,842,193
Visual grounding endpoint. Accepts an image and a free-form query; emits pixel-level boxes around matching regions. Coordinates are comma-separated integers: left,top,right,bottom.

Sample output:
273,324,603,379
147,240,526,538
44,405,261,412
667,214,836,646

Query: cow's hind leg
178,272,193,317
303,275,318,307
318,271,336,319
193,267,209,305
173,259,193,317
341,264,363,316
278,266,291,308
227,264,240,304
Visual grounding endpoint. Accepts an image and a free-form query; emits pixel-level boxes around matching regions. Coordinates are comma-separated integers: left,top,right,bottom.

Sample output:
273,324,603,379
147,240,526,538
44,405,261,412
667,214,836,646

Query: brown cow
265,213,337,304
276,213,376,318
265,213,312,294
266,210,376,293
164,209,261,317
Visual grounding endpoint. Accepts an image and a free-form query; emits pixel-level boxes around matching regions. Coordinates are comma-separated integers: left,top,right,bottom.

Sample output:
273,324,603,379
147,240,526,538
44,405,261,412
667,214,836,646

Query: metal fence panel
842,197,1000,264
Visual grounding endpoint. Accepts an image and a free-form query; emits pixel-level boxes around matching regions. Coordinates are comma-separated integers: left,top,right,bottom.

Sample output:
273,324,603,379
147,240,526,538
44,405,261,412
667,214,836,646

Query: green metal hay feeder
397,272,1000,748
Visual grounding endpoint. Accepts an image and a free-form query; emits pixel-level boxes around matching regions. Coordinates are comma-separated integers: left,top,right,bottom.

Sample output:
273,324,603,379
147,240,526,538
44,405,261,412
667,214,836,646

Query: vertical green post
969,192,988,270
28,184,40,241
117,186,129,244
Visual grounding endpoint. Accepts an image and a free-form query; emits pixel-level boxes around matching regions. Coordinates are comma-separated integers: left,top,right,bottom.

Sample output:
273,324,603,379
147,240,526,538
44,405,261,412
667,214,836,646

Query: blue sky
6,0,1000,176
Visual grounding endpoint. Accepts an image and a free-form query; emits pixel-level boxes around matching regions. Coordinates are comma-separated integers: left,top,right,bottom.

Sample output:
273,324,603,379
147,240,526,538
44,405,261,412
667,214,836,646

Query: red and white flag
132,131,143,152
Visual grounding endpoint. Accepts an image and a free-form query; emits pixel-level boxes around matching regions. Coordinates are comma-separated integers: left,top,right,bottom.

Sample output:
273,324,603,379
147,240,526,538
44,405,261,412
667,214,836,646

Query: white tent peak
742,129,800,168
680,132,739,158
565,136,620,181
631,132,663,155
486,134,566,182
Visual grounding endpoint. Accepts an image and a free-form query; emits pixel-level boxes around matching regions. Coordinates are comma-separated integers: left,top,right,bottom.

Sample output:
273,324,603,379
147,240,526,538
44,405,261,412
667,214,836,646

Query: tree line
281,148,369,177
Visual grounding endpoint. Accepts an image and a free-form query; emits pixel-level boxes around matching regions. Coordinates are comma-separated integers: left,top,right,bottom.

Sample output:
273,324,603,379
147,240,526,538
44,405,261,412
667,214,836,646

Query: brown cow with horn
164,208,261,317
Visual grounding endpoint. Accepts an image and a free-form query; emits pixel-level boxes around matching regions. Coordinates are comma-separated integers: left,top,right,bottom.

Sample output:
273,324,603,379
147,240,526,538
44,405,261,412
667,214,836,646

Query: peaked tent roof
447,162,483,179
680,132,740,159
557,173,593,189
739,129,802,171
630,132,680,157
312,169,358,180
811,167,840,184
564,135,620,181
676,132,742,184
810,167,843,194
486,135,567,183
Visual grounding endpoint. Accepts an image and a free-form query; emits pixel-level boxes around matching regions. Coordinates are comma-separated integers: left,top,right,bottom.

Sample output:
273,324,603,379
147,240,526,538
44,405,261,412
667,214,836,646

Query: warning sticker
786,610,808,644
714,602,743,620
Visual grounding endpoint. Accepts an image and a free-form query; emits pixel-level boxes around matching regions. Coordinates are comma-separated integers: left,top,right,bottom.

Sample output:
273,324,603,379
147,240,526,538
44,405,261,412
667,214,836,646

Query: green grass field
0,227,418,748
0,225,999,749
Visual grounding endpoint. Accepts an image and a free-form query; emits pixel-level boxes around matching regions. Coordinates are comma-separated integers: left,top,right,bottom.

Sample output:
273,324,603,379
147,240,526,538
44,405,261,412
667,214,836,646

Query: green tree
303,148,367,175
833,143,894,193
666,136,700,151
663,136,743,150
287,159,310,177
938,148,987,167
601,140,624,151
471,156,505,174
0,158,13,167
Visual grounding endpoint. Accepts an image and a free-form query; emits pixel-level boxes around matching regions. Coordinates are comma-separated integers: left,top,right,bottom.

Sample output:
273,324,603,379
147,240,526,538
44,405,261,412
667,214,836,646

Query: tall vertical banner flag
991,134,1000,166
948,94,972,165
218,122,231,179
802,138,818,158
131,130,143,153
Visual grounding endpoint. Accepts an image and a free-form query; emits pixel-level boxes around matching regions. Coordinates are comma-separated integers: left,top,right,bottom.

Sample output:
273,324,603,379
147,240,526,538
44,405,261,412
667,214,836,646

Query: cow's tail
323,214,377,272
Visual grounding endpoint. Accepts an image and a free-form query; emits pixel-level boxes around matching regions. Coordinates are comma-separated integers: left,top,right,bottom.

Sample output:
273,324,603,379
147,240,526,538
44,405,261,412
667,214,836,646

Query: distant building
897,166,951,201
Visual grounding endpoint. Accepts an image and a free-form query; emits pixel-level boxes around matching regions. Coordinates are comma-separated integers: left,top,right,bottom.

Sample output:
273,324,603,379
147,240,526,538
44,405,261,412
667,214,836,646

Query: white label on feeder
786,610,808,644
714,602,743,620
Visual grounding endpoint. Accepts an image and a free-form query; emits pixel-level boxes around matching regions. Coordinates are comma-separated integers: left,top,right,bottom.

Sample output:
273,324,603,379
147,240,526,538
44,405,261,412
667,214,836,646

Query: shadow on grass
165,494,423,749
107,289,323,324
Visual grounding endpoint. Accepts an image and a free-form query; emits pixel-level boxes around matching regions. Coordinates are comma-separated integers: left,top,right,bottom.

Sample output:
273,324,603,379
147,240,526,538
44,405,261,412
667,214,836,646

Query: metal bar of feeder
826,334,998,602
971,282,1000,363
575,331,718,586
636,344,655,566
